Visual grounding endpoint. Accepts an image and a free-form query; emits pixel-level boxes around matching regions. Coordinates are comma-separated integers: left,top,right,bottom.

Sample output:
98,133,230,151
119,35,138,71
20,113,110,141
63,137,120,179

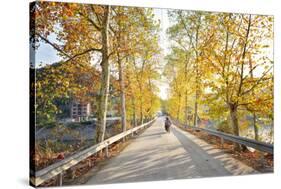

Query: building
71,101,91,121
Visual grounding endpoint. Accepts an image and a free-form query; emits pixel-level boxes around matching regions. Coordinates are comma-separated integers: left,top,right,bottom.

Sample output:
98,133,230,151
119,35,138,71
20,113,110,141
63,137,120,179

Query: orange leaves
50,2,56,7
65,9,74,17
93,6,104,15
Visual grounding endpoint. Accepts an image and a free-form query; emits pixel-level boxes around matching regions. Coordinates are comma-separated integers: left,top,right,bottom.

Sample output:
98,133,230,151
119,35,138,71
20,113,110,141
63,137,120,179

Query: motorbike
165,124,171,133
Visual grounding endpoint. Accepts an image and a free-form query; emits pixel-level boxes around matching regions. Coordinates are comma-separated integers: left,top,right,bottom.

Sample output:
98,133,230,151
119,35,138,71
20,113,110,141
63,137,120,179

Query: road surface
86,117,257,185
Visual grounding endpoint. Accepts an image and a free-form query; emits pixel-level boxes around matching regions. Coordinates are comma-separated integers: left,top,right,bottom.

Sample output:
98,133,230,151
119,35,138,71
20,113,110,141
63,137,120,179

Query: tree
202,13,273,147
31,2,114,144
165,10,273,146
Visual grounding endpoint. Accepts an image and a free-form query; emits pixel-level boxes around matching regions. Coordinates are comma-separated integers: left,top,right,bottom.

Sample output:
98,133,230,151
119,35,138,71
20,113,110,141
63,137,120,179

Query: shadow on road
84,118,258,185
171,126,259,176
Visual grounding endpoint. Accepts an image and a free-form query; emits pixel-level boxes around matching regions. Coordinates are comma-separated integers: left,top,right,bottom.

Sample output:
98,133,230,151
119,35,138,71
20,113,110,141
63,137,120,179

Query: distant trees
111,7,161,134
165,11,209,127
165,11,273,145
31,2,161,143
35,61,99,126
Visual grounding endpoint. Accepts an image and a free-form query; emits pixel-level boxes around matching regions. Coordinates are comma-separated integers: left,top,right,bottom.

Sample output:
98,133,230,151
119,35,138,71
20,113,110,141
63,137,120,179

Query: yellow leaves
117,14,128,22
268,17,273,22
69,3,78,9
165,10,273,129
93,6,104,14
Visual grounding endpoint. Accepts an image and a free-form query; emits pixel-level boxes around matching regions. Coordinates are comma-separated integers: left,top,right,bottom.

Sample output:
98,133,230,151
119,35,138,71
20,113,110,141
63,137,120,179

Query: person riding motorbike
164,117,172,133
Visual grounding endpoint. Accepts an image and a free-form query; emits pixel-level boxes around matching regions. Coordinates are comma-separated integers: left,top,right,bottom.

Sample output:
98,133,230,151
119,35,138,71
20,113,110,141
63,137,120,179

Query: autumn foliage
31,2,162,143
164,11,273,145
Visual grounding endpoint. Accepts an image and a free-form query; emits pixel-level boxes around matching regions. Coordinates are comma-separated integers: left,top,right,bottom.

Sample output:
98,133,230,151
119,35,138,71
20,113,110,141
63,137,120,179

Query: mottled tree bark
193,15,201,128
96,6,110,144
132,97,137,127
117,52,126,140
229,103,241,150
185,90,188,126
253,113,259,141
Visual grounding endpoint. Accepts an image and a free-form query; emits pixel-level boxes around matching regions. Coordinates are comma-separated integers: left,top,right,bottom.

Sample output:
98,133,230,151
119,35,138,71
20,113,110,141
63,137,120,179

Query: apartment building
71,101,91,121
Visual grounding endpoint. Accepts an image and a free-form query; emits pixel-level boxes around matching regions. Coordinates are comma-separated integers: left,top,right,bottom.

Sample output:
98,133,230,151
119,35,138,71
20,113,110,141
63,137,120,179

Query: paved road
86,117,257,185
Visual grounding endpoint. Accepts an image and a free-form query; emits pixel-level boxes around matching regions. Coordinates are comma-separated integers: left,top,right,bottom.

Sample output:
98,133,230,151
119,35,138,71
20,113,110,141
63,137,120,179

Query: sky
35,33,62,66
153,8,170,100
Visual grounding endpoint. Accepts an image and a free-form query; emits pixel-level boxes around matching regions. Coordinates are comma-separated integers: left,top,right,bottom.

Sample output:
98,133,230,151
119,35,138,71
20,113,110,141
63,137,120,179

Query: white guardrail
30,117,157,186
171,119,273,154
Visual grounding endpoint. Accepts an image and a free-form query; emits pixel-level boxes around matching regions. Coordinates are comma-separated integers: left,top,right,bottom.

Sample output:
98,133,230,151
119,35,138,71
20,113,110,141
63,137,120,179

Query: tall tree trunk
185,90,188,126
269,117,273,143
177,94,181,120
148,78,154,118
194,59,199,127
229,103,239,135
249,57,259,141
193,15,201,128
117,53,126,135
194,59,199,128
193,96,198,127
96,6,110,144
184,56,189,126
134,58,145,125
132,97,137,127
253,113,259,141
139,76,144,125
229,103,241,150
140,101,144,125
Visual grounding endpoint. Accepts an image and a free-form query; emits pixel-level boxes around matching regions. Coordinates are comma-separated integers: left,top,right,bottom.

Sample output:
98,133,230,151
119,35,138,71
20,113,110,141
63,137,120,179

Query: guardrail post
258,151,266,165
57,172,63,186
105,143,109,158
71,168,75,179
220,137,224,149
88,159,92,167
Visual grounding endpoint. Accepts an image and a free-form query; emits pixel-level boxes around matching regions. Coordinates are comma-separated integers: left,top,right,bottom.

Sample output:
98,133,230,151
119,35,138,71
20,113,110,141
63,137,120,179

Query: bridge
31,116,273,186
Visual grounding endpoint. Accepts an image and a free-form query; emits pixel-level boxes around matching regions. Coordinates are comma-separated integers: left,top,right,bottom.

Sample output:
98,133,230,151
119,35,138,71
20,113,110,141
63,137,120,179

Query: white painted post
105,143,109,158
71,168,75,179
88,159,92,167
57,172,63,186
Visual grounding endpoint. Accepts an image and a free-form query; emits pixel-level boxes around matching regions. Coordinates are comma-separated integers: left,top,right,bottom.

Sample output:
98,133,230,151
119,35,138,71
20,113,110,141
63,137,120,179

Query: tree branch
36,32,102,63
36,32,71,58
237,14,252,98
241,66,273,96
64,47,102,63
78,11,101,31
91,5,102,26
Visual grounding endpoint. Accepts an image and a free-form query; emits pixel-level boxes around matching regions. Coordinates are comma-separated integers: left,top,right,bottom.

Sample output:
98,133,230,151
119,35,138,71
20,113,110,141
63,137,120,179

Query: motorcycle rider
165,116,172,133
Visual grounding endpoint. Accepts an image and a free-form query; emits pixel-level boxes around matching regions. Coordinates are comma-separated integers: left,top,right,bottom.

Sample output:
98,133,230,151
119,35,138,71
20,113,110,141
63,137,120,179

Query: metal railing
171,119,273,154
30,117,157,187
